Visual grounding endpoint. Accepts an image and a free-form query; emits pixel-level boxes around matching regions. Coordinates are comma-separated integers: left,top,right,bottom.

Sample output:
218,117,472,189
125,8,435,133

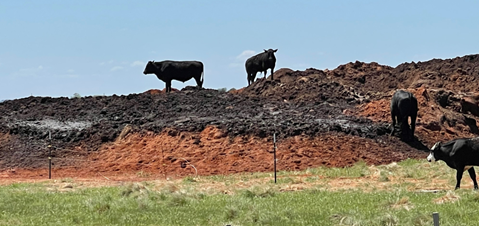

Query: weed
273,177,295,184
378,213,398,226
241,190,256,199
258,189,276,198
183,176,197,183
224,206,238,220
168,194,188,207
379,171,390,182
330,212,362,226
162,183,179,193
411,212,430,226
60,178,74,183
305,176,319,182
136,171,151,178
94,203,110,214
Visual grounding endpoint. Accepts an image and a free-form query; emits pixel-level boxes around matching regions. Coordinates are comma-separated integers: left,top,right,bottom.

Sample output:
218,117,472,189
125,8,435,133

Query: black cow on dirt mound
143,60,204,93
390,90,418,140
245,49,277,86
427,138,479,190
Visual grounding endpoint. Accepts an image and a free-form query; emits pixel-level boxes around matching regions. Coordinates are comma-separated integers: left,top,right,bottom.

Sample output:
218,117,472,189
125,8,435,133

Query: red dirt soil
0,126,425,180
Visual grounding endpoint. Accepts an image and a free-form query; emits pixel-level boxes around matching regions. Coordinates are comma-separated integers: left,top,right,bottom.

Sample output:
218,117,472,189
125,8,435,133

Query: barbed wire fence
3,128,445,225
5,130,201,182
9,121,284,183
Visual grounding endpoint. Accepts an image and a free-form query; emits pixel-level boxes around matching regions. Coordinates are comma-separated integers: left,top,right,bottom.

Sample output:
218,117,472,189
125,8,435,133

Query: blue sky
1,1,478,100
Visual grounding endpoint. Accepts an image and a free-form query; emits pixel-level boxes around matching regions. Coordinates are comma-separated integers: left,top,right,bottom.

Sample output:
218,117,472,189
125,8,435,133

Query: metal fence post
273,133,277,184
48,131,52,179
433,212,439,226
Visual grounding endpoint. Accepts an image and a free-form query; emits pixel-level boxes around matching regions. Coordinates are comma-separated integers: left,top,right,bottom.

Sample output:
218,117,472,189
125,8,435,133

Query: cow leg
390,104,397,136
248,72,257,86
194,76,203,88
166,81,172,93
400,116,410,140
271,67,275,80
390,113,396,136
467,167,479,190
455,168,464,190
410,114,417,140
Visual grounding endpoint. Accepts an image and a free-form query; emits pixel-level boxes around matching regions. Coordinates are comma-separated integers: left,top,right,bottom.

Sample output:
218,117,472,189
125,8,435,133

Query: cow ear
264,49,267,52
274,49,278,52
450,139,466,157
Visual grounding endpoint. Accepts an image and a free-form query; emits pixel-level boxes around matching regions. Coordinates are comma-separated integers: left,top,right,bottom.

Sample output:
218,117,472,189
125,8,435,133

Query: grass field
1,159,478,225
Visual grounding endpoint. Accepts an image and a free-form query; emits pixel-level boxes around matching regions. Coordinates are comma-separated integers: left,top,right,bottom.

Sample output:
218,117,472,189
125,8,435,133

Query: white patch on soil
10,119,92,131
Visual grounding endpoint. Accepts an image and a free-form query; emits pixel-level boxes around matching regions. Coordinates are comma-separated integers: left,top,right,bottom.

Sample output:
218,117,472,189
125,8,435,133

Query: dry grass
0,159,462,194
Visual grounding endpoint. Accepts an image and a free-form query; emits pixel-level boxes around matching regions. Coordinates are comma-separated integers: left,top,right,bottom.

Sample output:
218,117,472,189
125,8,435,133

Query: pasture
1,159,479,225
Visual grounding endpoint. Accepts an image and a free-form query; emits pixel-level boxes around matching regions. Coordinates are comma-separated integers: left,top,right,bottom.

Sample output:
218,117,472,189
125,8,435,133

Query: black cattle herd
143,50,479,190
143,49,278,93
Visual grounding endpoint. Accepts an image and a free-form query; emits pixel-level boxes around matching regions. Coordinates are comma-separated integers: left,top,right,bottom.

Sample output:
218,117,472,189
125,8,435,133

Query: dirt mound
242,68,365,105
83,127,423,177
0,88,390,170
0,127,425,179
2,54,479,179
242,54,479,145
243,54,479,102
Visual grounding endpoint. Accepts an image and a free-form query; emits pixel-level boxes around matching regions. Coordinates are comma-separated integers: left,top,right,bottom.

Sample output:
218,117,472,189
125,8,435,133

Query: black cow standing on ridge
390,90,418,140
245,49,278,86
427,138,479,190
143,60,204,93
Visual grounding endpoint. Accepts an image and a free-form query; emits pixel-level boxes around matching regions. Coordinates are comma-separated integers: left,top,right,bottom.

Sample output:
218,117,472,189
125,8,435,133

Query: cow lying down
427,137,479,190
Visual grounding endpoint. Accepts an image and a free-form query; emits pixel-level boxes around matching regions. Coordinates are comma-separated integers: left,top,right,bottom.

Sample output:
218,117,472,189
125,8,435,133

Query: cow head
143,61,158,75
263,49,278,60
427,142,442,162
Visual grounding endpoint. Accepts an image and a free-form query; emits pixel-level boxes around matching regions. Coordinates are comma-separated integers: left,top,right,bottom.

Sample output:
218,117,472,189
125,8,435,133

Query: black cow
390,90,418,140
143,60,204,93
245,49,278,86
427,138,479,190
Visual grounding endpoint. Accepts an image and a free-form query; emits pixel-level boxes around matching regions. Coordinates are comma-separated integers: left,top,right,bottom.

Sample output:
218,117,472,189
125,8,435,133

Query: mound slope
2,54,479,179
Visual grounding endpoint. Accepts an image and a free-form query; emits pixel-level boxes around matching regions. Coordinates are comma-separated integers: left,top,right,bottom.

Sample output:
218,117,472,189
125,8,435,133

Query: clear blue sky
1,1,478,100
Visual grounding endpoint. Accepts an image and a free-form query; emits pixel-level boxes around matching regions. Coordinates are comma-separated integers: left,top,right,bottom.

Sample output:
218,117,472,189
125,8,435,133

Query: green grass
0,159,476,225
306,160,370,178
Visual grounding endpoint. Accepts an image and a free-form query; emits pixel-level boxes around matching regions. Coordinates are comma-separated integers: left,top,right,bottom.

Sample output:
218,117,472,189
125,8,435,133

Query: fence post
48,131,52,179
273,133,277,184
433,212,439,226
